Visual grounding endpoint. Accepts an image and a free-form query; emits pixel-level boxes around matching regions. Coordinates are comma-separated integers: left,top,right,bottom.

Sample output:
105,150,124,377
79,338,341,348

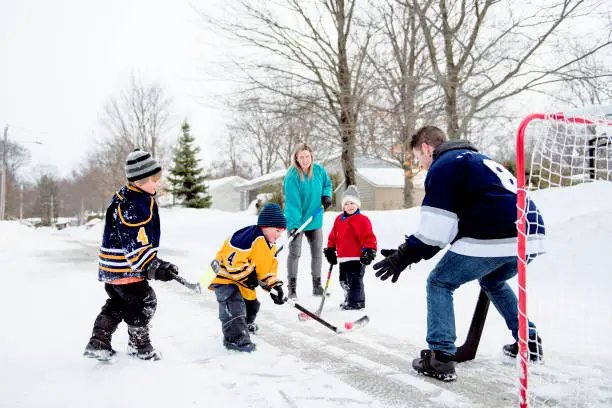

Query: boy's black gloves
269,281,285,305
243,271,259,289
145,257,179,282
321,196,332,210
360,248,377,265
323,247,337,265
372,244,411,283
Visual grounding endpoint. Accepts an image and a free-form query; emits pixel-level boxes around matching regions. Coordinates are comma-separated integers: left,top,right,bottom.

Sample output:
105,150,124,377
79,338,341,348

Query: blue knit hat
258,204,287,229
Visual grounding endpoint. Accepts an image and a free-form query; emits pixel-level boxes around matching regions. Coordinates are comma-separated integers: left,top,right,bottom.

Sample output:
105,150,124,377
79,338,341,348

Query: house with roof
206,176,248,212
234,154,425,211
325,155,426,211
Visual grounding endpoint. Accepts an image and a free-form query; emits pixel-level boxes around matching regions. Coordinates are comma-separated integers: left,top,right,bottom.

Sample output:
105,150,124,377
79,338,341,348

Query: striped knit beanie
125,149,162,182
257,203,287,229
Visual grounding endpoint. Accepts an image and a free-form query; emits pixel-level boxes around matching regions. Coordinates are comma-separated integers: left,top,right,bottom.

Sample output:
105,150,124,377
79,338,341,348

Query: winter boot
288,278,297,300
247,322,260,335
223,339,257,353
412,349,457,382
339,302,365,311
503,333,543,362
127,325,162,361
312,277,330,297
83,314,119,362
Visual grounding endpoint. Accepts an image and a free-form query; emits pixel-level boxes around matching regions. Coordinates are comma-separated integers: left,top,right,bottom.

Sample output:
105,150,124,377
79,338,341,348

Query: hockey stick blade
290,300,341,333
170,273,202,294
339,315,370,333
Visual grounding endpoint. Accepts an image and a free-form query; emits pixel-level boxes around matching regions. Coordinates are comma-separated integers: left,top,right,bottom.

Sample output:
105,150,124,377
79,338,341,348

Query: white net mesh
517,108,612,408
528,113,612,189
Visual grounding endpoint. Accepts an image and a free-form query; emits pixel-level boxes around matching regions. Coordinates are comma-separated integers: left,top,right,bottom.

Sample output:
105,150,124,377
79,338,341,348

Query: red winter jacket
327,211,377,261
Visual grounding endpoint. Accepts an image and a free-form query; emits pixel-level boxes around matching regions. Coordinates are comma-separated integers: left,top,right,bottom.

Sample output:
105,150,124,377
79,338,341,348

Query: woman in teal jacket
284,142,333,299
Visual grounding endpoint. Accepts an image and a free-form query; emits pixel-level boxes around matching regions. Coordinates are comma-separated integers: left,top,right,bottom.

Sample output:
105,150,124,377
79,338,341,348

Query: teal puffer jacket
283,163,332,231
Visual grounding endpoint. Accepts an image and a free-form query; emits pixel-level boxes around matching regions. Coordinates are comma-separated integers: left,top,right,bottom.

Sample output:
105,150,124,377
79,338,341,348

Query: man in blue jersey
373,126,545,381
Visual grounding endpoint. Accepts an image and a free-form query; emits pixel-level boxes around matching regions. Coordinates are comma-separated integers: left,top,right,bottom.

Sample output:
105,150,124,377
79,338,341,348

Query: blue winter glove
372,244,411,283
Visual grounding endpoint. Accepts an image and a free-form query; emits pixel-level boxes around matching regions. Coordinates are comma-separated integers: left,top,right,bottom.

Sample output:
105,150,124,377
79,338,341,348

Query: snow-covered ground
1,182,611,407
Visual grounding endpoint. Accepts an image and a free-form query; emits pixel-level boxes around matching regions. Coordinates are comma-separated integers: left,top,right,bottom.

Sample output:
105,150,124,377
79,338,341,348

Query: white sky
1,182,612,406
1,0,609,180
0,0,231,178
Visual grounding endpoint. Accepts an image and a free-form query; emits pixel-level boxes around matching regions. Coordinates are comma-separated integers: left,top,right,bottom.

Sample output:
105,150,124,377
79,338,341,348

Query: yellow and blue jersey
209,225,279,300
98,185,160,284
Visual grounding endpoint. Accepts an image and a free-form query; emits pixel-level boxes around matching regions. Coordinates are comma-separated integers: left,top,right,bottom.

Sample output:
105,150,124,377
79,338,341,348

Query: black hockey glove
323,247,337,265
243,271,259,290
372,244,411,283
145,257,179,282
321,196,332,210
360,248,377,265
269,281,286,305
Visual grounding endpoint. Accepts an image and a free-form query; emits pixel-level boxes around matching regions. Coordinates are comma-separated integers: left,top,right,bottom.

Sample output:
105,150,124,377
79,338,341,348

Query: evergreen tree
167,121,211,208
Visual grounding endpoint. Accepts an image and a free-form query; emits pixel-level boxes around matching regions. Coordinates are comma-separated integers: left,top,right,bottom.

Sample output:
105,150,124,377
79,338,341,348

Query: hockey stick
290,299,370,334
454,288,491,362
169,272,202,294
316,263,334,314
291,300,341,332
173,207,325,293
298,263,333,321
275,206,323,256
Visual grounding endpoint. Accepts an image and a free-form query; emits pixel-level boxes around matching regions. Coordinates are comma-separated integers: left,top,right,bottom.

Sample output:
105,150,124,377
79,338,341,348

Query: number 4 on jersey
137,227,149,245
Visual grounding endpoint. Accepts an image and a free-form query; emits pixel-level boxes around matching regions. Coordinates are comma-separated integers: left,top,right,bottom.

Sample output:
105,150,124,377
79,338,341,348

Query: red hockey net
515,110,612,408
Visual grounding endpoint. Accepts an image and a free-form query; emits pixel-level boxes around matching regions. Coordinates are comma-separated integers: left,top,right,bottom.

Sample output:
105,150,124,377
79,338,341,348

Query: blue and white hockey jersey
404,140,545,263
98,185,160,283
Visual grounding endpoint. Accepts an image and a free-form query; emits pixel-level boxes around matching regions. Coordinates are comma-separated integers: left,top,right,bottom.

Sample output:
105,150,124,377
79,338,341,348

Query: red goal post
515,109,612,408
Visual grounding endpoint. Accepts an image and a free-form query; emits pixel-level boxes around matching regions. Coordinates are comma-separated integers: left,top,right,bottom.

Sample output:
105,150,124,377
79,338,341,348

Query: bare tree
554,44,612,107
411,0,612,139
95,75,174,192
228,99,284,176
365,0,442,207
199,0,376,185
1,140,31,218
102,74,172,156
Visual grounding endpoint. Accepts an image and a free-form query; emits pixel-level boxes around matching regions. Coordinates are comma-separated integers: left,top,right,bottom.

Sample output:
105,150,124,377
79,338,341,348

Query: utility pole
19,184,23,220
1,125,8,221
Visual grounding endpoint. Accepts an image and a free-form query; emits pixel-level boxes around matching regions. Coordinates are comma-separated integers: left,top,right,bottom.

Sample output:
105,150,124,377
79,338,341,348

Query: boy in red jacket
324,185,377,310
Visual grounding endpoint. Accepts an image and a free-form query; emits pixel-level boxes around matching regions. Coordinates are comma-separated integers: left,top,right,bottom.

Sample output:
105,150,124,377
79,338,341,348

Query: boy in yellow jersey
83,149,179,362
210,203,287,352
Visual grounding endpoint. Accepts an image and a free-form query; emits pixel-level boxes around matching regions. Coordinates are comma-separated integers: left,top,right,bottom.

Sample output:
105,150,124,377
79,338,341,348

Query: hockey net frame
515,110,612,408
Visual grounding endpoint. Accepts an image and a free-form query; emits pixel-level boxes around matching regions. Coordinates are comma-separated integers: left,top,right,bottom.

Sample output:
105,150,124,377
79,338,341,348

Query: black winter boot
83,314,119,361
288,278,297,300
312,277,330,296
503,333,543,362
412,349,457,382
127,325,162,361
